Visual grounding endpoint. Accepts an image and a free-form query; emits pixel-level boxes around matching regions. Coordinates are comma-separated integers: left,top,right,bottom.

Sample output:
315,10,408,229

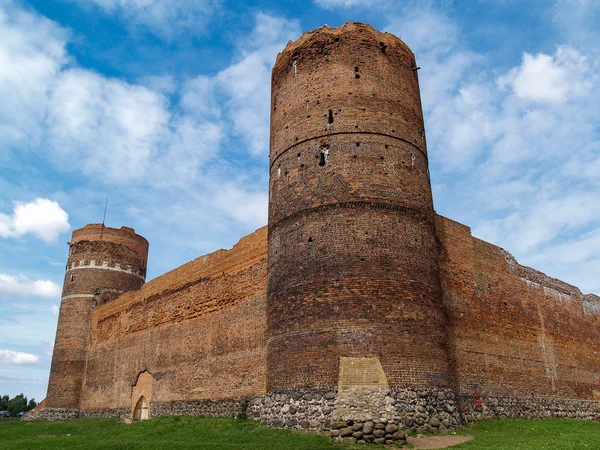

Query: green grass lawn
0,416,344,450
453,418,600,450
1,416,600,449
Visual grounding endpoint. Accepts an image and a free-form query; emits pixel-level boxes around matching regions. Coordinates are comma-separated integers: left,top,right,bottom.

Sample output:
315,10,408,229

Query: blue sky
0,0,598,403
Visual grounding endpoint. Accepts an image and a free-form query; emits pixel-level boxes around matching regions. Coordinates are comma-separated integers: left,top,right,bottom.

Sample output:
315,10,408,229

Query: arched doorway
133,395,150,421
131,371,153,421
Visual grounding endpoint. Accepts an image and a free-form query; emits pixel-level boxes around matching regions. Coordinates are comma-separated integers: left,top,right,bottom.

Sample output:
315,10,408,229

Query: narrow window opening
355,66,359,72
356,142,360,147
379,41,387,53
277,166,281,177
319,147,330,166
334,37,340,43
410,153,415,168
297,152,301,157
385,144,389,149
70,274,75,282
308,237,313,243
328,109,334,124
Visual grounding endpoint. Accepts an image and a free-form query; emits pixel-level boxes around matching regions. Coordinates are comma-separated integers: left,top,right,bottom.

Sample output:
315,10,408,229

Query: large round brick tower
267,23,451,391
45,224,148,413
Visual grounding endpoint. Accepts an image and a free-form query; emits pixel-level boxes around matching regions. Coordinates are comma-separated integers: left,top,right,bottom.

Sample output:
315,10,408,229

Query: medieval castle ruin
35,22,600,444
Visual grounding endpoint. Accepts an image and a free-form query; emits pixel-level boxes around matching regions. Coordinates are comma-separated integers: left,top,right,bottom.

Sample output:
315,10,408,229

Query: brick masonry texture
45,224,148,411
39,22,600,438
267,22,451,392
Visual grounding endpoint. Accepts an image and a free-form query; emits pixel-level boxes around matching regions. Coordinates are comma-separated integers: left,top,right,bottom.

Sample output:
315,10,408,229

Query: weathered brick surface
45,225,148,410
267,22,450,391
43,23,600,431
436,215,600,400
78,227,268,413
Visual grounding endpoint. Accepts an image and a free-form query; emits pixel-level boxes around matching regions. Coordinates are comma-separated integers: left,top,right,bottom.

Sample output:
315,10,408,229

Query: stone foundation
23,408,80,421
151,398,247,418
247,389,336,431
330,419,408,446
23,392,600,448
459,396,600,423
80,408,130,419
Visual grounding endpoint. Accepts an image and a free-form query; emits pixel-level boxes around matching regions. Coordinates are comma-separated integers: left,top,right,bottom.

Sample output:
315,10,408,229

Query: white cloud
0,375,47,383
66,0,219,39
0,349,40,365
382,5,600,294
46,69,171,183
211,183,268,227
212,13,301,156
51,305,59,317
0,273,61,300
553,0,600,54
387,9,459,56
313,0,379,8
0,198,70,242
498,47,592,103
0,0,68,150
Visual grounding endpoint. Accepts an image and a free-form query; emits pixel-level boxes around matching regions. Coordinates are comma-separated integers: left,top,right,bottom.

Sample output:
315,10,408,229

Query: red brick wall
46,225,148,409
436,214,600,400
71,224,149,267
46,23,600,419
79,227,268,411
267,23,451,391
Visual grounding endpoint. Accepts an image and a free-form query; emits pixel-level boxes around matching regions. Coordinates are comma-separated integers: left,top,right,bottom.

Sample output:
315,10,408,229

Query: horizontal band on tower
61,294,95,301
269,200,433,233
270,131,427,170
66,264,146,281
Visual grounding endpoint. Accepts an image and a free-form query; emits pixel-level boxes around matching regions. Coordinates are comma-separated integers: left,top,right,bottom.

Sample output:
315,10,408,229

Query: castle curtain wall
78,227,268,414
39,23,599,428
436,215,600,401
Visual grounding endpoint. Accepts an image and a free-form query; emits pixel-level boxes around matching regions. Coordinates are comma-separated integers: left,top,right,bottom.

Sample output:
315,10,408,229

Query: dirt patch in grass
408,434,474,449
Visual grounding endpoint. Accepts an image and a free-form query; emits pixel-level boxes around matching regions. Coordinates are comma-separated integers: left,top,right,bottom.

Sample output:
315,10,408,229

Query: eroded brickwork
41,23,600,433
267,22,451,392
436,215,600,401
78,227,268,412
45,225,148,411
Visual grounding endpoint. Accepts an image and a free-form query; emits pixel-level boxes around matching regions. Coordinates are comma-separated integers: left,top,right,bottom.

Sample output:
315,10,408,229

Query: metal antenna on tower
100,198,108,238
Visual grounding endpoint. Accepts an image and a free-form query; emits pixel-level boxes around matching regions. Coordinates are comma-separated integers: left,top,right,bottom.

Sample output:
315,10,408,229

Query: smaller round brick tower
45,224,148,413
